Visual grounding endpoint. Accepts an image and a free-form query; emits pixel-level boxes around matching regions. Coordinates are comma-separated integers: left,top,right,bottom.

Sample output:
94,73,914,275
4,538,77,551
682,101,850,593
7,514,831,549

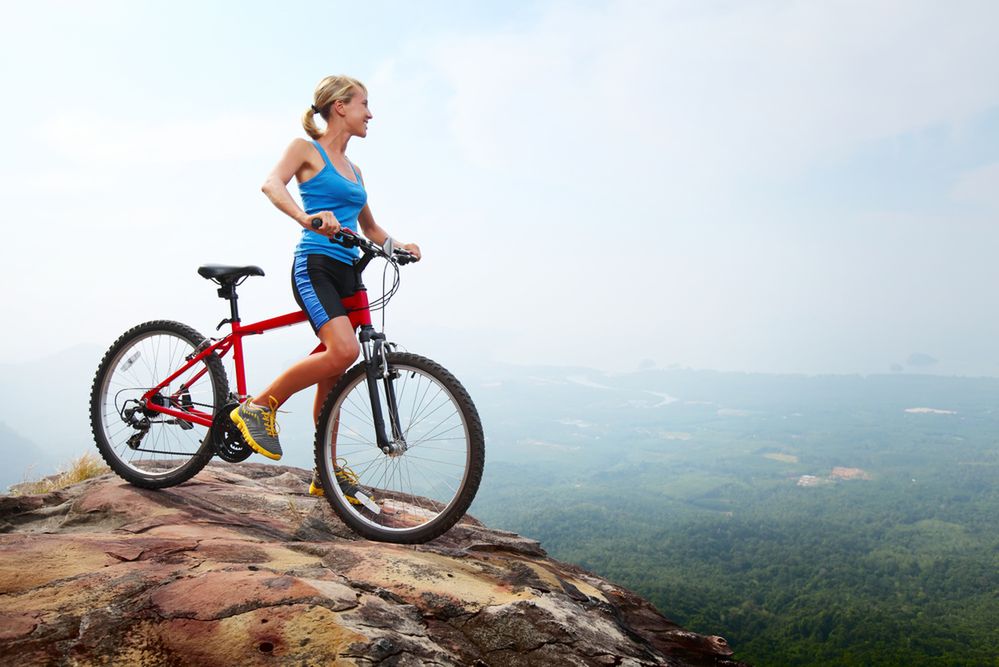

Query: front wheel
315,352,484,543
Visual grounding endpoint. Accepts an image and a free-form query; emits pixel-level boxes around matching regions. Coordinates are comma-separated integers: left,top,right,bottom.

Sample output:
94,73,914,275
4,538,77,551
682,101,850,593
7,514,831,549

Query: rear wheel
315,352,484,543
90,320,228,488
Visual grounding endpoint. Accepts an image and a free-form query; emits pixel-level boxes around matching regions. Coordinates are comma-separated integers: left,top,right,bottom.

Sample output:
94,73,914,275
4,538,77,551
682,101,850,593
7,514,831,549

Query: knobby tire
90,320,228,488
314,352,484,544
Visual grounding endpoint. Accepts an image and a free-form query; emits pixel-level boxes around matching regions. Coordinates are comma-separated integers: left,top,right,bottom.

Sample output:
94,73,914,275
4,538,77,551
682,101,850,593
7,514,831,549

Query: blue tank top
295,141,367,264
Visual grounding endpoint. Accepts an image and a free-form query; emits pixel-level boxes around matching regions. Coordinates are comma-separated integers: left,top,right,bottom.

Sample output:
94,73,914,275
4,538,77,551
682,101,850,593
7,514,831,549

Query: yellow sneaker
338,463,379,513
229,396,282,460
308,468,324,497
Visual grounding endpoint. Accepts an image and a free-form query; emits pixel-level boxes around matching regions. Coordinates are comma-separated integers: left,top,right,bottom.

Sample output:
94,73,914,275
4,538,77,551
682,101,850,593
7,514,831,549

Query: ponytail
302,75,367,139
302,105,323,140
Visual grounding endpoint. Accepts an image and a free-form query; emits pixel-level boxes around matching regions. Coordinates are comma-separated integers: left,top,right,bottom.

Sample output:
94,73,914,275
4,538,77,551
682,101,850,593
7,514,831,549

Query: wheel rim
97,331,218,477
321,363,472,534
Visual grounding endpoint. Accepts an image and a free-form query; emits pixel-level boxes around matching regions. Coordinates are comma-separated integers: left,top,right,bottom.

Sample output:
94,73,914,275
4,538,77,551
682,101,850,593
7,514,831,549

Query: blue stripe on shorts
293,254,331,331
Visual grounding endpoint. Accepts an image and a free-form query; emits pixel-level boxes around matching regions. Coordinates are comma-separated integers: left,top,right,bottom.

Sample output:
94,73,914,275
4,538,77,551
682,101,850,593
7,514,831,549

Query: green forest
468,367,999,666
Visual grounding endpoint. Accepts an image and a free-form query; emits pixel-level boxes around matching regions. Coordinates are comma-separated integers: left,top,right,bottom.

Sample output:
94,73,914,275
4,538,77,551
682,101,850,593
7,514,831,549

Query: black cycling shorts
291,253,358,332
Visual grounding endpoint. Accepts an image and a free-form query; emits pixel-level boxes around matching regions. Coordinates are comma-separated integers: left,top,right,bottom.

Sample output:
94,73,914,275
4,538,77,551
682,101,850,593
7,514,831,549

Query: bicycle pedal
354,491,380,514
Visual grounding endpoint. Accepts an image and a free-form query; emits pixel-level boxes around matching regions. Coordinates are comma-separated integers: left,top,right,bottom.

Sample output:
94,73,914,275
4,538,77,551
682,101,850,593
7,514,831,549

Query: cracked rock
1,462,746,666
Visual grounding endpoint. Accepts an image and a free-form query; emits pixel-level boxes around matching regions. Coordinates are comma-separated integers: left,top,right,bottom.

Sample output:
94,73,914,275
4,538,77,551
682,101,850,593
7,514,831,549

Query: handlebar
310,218,417,266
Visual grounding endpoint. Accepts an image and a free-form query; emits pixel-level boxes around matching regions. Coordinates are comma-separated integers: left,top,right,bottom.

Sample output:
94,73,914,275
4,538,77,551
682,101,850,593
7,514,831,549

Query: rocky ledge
0,463,744,666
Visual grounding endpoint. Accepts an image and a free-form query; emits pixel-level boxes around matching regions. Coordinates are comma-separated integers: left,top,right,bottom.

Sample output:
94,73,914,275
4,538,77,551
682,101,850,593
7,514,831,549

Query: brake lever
394,249,417,265
333,231,360,248
311,218,361,248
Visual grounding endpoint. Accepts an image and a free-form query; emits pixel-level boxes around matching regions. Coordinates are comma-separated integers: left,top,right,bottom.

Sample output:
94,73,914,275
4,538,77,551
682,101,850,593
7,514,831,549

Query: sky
2,0,999,377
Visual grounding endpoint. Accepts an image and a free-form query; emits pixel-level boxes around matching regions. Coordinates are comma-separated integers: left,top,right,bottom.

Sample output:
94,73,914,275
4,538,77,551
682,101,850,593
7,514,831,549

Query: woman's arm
356,203,389,245
261,139,341,236
354,166,422,260
358,203,421,260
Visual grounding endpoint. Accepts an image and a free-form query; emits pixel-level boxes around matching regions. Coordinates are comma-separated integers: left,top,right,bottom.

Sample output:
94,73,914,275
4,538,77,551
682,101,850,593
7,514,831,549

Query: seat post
229,290,240,323
198,265,263,326
217,281,241,323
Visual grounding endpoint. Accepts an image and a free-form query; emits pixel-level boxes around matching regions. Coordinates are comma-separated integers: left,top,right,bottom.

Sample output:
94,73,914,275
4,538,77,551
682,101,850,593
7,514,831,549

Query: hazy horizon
3,1,999,376
12,338,999,381
4,340,996,493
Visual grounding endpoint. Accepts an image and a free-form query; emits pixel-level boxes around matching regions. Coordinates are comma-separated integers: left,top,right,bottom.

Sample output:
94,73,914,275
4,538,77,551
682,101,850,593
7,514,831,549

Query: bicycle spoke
370,456,392,493
403,456,460,500
333,419,378,446
406,440,469,450
407,377,436,433
401,454,466,468
344,394,375,427
408,419,463,448
318,356,480,540
403,393,453,438
338,404,377,432
95,327,221,481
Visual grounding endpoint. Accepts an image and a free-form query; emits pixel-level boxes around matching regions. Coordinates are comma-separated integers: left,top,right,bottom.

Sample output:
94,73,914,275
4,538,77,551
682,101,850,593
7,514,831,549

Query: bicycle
89,226,484,544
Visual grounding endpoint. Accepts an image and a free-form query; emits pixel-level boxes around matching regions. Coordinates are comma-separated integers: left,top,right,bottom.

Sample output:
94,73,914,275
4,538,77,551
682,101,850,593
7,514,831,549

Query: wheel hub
382,439,408,457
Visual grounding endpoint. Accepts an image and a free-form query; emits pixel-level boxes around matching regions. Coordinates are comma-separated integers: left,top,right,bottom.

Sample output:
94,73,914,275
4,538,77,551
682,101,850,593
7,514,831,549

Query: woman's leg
231,317,358,462
252,316,359,408
233,254,359,461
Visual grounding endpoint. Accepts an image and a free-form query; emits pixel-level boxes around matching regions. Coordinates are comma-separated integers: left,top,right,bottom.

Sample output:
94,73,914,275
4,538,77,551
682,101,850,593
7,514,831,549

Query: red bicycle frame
138,290,372,429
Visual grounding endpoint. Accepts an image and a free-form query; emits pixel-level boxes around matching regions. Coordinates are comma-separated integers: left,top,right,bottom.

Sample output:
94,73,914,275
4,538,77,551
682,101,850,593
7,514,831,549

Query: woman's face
340,92,372,137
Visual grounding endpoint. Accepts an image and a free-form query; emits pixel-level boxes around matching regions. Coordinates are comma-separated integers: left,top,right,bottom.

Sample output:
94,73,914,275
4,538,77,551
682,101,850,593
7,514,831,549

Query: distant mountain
0,422,54,492
0,344,104,479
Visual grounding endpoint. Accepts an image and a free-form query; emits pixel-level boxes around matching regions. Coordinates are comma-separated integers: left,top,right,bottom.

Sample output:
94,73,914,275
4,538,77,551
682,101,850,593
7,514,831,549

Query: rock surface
1,463,745,666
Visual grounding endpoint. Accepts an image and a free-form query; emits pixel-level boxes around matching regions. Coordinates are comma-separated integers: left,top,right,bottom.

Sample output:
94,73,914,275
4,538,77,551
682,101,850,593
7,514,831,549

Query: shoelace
335,459,360,485
250,396,281,438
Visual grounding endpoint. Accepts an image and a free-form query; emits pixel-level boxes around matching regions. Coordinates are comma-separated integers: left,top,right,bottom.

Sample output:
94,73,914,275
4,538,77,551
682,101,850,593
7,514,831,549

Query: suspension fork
358,326,405,454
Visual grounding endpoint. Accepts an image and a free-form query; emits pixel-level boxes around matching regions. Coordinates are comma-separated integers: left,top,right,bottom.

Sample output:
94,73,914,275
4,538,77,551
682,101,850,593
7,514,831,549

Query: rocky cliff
0,463,744,666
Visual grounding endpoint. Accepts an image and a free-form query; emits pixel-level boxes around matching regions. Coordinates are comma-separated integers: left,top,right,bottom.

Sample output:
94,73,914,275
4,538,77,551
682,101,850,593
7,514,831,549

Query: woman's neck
319,128,350,157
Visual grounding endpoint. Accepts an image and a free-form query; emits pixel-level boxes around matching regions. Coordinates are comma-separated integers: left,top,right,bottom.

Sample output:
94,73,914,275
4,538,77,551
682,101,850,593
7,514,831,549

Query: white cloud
378,0,999,375
3,1,999,375
951,161,999,210
431,0,999,186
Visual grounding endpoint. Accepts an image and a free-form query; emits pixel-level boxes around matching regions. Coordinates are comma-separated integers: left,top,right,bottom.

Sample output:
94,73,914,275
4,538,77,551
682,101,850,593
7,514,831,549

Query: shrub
13,452,109,495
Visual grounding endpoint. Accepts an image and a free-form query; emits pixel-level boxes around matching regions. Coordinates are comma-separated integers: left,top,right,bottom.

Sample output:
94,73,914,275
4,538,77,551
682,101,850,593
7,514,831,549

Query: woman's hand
400,242,421,261
303,210,341,237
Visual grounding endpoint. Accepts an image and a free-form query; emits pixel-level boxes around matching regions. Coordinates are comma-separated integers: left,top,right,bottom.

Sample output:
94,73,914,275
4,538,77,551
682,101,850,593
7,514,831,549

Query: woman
230,75,421,495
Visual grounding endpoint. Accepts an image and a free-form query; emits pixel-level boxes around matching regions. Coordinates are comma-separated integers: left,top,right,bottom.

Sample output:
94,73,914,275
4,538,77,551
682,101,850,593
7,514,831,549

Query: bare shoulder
287,137,314,156
269,137,319,182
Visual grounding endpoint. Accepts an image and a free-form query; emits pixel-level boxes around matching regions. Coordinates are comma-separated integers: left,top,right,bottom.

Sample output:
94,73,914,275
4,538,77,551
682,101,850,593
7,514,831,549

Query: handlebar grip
311,218,355,247
395,250,418,265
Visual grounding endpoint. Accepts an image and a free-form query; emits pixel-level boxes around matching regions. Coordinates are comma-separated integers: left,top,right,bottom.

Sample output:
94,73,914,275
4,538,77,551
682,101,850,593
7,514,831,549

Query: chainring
211,401,253,463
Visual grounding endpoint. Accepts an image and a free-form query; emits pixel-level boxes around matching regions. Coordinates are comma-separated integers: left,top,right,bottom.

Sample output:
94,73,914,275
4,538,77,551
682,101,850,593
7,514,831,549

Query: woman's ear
332,99,346,117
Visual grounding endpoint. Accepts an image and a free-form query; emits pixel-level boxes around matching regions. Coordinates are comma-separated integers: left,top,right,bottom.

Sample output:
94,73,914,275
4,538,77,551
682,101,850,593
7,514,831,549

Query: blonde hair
303,75,367,140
